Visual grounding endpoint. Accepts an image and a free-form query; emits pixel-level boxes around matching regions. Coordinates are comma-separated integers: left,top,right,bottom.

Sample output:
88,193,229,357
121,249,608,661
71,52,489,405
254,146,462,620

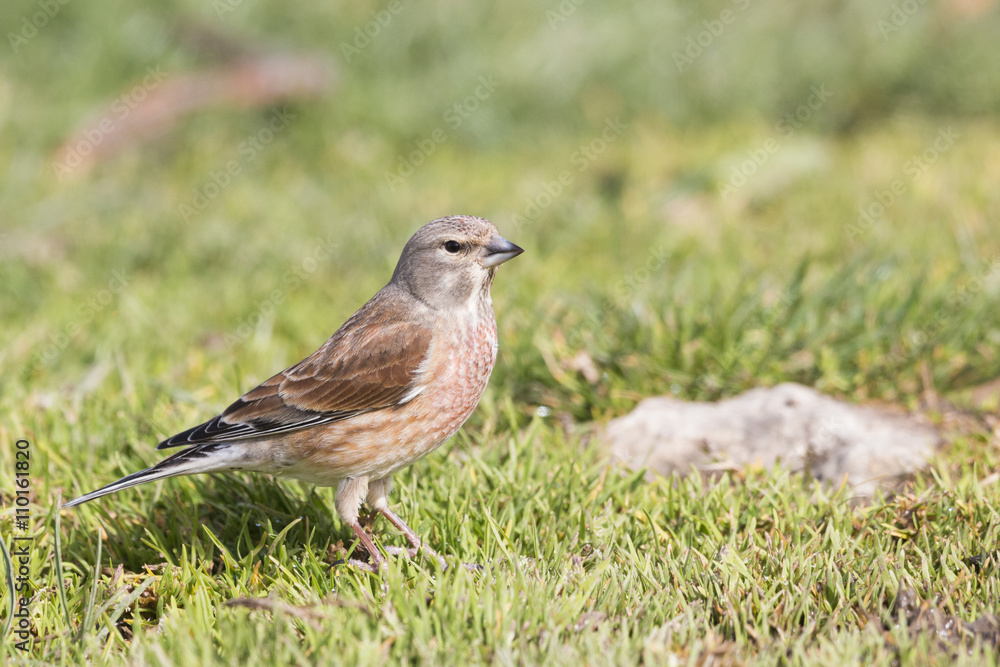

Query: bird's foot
329,557,381,574
331,548,482,573
325,521,388,574
375,508,483,571
382,545,482,571
383,544,447,569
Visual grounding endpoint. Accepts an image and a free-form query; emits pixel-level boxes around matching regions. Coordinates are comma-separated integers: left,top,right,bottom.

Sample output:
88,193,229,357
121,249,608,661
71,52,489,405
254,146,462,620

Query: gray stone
603,383,941,495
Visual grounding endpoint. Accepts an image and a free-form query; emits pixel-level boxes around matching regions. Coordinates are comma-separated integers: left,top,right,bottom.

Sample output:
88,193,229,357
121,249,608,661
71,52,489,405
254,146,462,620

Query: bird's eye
444,241,461,253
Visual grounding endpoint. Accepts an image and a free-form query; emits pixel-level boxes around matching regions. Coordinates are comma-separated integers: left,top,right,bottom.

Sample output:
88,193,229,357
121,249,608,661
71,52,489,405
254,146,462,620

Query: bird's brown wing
156,313,432,450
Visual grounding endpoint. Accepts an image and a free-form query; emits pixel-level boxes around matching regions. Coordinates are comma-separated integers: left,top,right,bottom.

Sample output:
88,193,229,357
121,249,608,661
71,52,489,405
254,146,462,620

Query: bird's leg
378,508,482,571
346,521,384,573
377,507,448,568
332,476,384,573
378,506,432,552
365,477,440,565
367,478,480,571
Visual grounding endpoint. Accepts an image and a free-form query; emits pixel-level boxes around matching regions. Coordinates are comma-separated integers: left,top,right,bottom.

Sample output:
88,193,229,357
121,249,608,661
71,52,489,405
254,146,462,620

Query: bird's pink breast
278,307,498,484
421,309,498,442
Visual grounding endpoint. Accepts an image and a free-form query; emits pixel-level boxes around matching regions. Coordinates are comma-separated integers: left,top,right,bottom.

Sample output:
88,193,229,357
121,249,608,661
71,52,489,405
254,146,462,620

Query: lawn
3,0,1000,664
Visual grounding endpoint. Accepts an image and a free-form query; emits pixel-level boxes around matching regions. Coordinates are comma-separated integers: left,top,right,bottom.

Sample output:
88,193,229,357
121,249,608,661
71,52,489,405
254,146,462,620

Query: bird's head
391,215,523,310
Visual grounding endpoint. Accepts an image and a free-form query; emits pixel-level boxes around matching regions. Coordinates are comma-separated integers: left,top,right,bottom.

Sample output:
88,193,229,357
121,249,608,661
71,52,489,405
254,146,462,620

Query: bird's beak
482,235,524,268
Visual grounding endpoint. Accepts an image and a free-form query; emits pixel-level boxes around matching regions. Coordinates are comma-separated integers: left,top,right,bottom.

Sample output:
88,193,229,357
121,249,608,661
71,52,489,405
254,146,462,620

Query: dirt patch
884,588,1000,654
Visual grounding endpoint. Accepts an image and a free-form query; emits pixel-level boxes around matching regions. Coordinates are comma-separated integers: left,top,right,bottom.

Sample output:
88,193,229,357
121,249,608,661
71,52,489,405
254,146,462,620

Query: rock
603,382,941,495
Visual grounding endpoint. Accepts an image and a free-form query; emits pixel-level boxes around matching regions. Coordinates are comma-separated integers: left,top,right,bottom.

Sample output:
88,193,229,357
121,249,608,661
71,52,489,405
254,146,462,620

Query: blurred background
3,0,1000,442
7,5,1000,661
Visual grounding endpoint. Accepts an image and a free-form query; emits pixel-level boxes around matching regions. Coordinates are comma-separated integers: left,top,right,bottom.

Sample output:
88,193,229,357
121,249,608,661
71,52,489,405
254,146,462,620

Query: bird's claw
331,551,482,573
383,544,450,569
382,545,482,571
328,557,384,574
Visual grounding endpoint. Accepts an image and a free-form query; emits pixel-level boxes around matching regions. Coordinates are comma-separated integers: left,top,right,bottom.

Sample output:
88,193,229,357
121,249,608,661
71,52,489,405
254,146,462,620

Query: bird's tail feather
63,444,234,508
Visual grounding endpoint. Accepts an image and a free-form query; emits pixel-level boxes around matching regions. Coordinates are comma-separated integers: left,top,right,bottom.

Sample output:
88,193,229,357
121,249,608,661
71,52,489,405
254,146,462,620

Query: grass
4,0,1000,664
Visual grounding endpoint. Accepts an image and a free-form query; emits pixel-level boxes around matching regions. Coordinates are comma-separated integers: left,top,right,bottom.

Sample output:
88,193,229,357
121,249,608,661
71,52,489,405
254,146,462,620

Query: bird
64,215,523,572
